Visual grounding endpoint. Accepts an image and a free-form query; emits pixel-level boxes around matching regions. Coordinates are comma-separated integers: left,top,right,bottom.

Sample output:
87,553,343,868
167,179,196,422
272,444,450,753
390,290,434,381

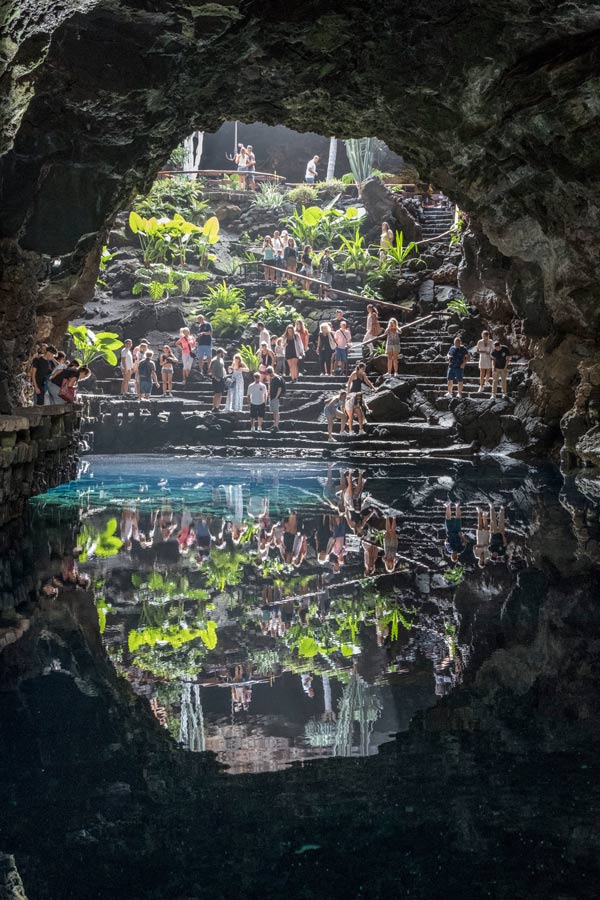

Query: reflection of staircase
420,207,455,240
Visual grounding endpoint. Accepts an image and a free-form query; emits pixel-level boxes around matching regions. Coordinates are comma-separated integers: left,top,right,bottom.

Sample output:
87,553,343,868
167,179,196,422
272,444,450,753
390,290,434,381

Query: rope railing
157,168,285,182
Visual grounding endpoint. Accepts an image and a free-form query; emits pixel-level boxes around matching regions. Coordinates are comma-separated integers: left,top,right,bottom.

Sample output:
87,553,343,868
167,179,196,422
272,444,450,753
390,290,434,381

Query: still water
2,455,600,899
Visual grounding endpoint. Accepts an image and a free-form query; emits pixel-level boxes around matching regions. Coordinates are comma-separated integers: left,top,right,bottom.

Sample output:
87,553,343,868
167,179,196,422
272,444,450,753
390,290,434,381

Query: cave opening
2,5,600,899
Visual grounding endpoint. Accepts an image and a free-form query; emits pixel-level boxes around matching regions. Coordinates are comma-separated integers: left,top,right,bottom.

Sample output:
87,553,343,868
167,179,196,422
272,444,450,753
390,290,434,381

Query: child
273,336,286,375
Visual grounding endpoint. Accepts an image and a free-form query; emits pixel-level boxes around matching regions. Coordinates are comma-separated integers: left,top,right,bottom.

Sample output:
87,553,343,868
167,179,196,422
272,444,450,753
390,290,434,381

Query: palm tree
326,137,337,181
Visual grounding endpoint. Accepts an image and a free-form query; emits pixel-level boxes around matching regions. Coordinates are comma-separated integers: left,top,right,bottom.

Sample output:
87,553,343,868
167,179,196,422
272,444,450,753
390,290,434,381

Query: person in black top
192,314,213,376
31,344,57,405
345,362,374,434
491,341,511,398
319,248,335,299
266,365,285,432
284,238,298,280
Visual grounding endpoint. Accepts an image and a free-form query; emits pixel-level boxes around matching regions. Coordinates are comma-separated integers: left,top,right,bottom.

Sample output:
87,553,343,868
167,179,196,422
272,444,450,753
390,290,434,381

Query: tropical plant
129,211,219,267
344,137,377,185
221,173,241,191
450,211,465,244
133,176,207,223
216,256,242,276
447,296,469,317
95,596,114,634
251,182,287,210
132,265,209,301
286,205,364,250
203,548,249,592
67,325,123,366
77,517,123,561
211,304,251,337
337,228,372,272
128,620,218,653
237,343,260,372
382,231,418,269
340,172,356,184
371,340,386,356
252,299,298,331
201,280,245,314
96,245,115,288
168,144,186,168
444,565,465,586
287,184,318,205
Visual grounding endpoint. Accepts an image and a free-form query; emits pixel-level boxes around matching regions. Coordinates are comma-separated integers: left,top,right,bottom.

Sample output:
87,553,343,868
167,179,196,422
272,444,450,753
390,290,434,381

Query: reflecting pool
2,456,600,899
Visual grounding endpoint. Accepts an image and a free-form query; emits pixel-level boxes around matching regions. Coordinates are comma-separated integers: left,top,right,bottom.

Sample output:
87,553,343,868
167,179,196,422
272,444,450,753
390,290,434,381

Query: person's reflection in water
444,501,467,562
328,514,347,572
52,557,90,589
195,515,215,564
301,673,315,699
277,512,307,567
120,506,139,552
383,516,399,572
315,514,333,565
363,538,381,576
475,503,506,568
177,507,194,555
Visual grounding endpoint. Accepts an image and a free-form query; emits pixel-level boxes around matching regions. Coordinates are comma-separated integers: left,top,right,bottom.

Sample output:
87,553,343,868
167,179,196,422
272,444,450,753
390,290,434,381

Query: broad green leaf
128,210,143,234
103,349,118,366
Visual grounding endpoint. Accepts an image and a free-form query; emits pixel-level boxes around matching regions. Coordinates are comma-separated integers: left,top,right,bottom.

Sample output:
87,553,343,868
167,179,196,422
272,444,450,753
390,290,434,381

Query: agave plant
382,231,418,270
344,137,377,185
251,182,287,209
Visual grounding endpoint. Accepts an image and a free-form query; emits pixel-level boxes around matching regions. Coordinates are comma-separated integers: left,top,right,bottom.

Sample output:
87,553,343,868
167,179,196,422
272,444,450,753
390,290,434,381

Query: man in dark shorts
446,337,470,398
247,371,268,432
491,341,511,399
266,365,284,432
209,348,227,411
444,501,467,562
192,314,213,376
31,344,57,405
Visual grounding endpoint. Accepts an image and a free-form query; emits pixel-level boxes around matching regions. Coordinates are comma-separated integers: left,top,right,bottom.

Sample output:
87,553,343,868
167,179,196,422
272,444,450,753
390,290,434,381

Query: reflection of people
363,539,380,576
444,502,467,562
301,673,315,698
475,504,505,568
489,506,508,563
383,516,398,572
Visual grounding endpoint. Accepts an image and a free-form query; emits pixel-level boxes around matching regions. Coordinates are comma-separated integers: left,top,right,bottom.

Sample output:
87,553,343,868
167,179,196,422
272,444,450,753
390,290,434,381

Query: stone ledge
0,416,30,433
13,403,82,418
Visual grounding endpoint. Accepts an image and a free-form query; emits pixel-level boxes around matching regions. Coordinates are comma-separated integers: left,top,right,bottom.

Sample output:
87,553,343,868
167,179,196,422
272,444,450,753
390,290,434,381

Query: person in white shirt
120,339,134,395
256,321,271,349
247,372,268,432
305,155,319,184
476,330,493,392
333,321,352,374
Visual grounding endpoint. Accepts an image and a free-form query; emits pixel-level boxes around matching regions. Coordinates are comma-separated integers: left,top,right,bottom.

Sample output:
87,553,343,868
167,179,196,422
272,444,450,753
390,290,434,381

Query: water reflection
24,456,552,773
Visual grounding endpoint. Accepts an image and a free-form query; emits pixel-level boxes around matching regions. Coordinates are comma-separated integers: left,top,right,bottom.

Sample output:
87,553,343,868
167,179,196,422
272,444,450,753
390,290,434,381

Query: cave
2,4,600,900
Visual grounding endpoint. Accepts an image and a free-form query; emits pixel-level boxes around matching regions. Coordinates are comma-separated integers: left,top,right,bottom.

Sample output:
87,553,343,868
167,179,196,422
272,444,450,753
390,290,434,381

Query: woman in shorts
177,328,196,385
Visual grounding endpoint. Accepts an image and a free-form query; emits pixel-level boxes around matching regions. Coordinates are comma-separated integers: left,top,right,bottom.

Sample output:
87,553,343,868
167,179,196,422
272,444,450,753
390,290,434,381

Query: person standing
476,330,493,392
319,248,335,299
295,318,309,354
284,238,298,279
235,143,248,190
346,362,374,434
333,320,351,375
305,155,319,184
246,144,257,190
137,350,159,399
258,341,276,381
226,352,249,412
209,347,227,411
363,304,382,344
248,371,268,431
176,328,196,385
300,245,313,291
31,344,57,406
382,317,401,375
324,390,348,441
132,340,148,395
159,345,177,397
491,340,511,399
446,336,470,398
317,323,334,375
266,365,284,432
282,324,303,382
272,336,286,374
192,314,212,376
120,339,134,395
380,221,394,259
262,236,276,284
255,320,271,349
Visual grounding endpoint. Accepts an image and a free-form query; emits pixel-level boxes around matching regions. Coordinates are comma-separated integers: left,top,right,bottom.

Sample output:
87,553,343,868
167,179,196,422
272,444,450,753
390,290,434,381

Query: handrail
158,168,285,181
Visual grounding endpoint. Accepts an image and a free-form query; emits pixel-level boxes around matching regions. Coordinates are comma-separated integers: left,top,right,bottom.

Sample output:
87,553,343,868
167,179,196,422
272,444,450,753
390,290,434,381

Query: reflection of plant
248,649,281,676
78,518,123,561
67,325,123,367
95,597,114,634
128,620,218,653
203,548,249,592
444,565,465,585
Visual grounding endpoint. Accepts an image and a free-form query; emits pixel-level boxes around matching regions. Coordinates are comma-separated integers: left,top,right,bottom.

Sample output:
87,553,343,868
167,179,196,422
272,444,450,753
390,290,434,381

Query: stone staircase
420,207,455,240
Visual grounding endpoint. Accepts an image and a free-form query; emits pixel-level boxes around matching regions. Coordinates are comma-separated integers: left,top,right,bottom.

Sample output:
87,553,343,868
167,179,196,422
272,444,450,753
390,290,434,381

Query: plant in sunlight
287,184,318,205
129,211,219,267
200,280,246,314
336,228,373,272
96,246,115,288
382,231,418,270
237,344,261,372
211,304,251,338
450,210,465,244
447,296,469,317
95,597,114,634
344,137,377,185
67,325,123,366
251,299,298,332
132,265,209,301
132,176,208,223
251,182,287,210
77,518,123,561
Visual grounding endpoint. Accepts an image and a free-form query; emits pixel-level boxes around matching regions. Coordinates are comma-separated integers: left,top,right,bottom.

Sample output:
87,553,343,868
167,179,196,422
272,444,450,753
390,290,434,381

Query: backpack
328,333,337,351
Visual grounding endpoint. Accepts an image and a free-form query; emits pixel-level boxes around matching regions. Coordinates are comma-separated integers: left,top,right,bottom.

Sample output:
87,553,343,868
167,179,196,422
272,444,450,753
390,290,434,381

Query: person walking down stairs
382,317,401,376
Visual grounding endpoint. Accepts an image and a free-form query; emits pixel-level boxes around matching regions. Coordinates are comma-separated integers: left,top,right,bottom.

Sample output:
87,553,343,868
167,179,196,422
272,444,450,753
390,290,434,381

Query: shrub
67,325,123,366
211,304,251,337
132,176,207,224
252,299,298,332
201,280,246,314
237,344,260,372
252,182,287,210
287,184,318,205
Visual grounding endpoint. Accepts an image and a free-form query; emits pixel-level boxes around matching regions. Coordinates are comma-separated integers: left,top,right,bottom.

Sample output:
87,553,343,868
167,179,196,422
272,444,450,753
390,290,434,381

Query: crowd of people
30,343,91,405
446,332,511,399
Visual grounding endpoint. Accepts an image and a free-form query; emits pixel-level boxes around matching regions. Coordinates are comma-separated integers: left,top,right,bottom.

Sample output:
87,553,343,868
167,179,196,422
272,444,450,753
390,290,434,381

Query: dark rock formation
359,176,422,242
1,2,600,463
